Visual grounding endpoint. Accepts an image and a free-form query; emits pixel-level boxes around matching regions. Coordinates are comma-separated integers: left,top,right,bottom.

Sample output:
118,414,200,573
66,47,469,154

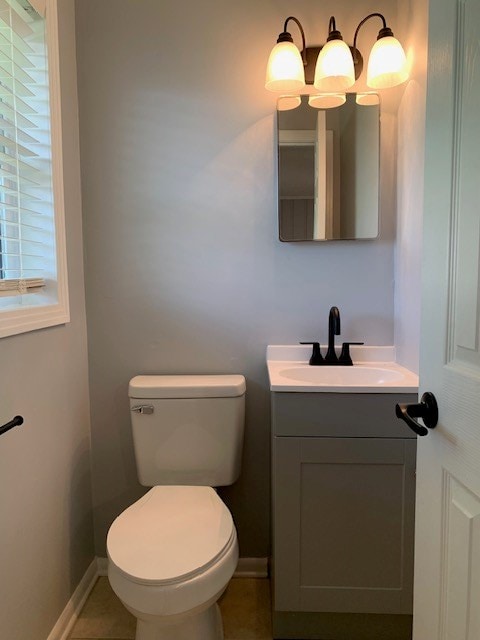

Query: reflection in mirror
277,94,379,241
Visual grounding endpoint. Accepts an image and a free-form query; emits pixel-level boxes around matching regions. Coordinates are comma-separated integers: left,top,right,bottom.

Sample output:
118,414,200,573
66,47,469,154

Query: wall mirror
277,94,380,241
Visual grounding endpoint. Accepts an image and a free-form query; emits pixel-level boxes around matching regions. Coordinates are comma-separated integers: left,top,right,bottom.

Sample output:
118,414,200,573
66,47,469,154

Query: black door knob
395,392,438,437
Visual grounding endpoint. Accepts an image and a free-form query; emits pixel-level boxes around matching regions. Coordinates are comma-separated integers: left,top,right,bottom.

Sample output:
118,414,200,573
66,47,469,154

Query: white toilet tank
129,374,246,487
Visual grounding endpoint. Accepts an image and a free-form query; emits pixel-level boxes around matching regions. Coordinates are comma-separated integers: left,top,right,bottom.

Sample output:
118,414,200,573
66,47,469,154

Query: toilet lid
107,486,235,585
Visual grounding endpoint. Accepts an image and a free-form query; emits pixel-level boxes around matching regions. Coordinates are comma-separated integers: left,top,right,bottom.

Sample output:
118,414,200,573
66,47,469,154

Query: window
0,0,68,338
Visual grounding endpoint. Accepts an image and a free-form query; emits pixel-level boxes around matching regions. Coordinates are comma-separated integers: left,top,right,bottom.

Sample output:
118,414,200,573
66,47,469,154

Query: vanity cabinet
271,392,418,640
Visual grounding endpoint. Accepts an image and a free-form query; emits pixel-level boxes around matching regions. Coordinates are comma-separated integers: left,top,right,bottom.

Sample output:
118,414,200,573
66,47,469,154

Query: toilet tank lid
129,374,246,399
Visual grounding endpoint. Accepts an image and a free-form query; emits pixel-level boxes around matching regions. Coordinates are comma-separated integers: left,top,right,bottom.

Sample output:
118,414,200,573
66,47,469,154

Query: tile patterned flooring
68,576,272,640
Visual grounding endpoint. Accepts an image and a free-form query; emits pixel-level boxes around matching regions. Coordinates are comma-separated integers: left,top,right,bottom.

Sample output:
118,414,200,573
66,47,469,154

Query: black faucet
339,341,365,365
301,306,364,365
299,341,324,365
325,306,341,364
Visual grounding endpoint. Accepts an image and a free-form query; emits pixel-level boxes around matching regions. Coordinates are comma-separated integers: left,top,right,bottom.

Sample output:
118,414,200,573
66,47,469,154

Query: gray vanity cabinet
271,392,418,640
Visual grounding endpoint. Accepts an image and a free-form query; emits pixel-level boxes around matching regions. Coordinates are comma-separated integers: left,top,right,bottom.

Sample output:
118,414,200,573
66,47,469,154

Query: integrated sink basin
267,345,419,393
278,365,405,385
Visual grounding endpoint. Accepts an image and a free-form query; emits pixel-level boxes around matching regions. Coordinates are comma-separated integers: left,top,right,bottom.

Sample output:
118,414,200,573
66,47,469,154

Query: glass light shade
314,39,355,91
367,36,408,88
277,96,302,111
308,93,346,109
356,92,380,106
265,41,305,92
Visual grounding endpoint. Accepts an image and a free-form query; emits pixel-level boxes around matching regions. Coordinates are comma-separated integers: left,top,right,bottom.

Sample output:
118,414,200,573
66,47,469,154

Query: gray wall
75,0,399,558
0,2,94,638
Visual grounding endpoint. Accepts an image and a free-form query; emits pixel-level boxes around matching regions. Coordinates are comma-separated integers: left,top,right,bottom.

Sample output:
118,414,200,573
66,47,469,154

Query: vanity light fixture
314,17,355,91
353,13,408,89
265,12,408,98
265,16,306,92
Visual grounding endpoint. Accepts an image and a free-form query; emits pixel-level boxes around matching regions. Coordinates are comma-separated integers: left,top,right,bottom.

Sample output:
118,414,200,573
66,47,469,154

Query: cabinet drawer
272,392,417,438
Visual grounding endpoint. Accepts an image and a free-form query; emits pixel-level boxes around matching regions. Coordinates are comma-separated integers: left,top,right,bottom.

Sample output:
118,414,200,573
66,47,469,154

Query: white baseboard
96,555,268,578
46,558,98,640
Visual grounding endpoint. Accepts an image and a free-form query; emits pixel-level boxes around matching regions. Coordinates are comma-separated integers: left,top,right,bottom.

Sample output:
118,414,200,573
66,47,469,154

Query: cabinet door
273,437,416,614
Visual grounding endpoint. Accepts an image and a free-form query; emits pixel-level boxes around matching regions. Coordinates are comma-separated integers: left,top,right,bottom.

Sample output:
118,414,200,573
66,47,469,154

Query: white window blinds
0,0,53,295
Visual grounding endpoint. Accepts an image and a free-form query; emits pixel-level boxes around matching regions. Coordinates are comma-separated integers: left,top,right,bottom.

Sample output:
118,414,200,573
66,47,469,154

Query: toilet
106,374,246,640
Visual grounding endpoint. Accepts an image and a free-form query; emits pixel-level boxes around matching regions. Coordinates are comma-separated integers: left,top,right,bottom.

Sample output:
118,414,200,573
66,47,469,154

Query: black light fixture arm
278,16,307,65
326,16,343,42
352,13,392,62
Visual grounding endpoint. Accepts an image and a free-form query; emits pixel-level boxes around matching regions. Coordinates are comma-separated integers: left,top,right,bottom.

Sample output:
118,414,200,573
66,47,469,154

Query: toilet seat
107,486,235,586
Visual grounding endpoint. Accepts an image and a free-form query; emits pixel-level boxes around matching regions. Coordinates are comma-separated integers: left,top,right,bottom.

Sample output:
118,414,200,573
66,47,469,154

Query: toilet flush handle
131,405,154,415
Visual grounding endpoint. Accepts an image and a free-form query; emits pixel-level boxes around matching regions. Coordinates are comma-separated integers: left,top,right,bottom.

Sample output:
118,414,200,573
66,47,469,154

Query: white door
412,0,480,637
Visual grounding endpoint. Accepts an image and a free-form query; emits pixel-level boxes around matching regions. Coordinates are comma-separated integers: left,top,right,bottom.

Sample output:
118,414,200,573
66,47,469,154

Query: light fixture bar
266,11,408,106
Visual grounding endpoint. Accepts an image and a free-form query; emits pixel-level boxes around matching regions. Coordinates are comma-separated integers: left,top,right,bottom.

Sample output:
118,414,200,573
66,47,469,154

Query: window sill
0,299,70,338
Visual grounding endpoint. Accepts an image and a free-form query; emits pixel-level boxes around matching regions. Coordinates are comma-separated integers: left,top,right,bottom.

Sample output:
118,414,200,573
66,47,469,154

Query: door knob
395,392,438,437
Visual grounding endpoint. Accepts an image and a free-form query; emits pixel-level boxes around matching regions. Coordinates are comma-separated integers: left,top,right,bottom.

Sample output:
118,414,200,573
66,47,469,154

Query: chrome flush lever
131,405,154,415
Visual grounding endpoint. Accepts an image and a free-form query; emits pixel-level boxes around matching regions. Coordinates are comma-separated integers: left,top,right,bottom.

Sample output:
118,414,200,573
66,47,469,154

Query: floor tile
220,578,272,639
68,577,135,639
69,576,272,640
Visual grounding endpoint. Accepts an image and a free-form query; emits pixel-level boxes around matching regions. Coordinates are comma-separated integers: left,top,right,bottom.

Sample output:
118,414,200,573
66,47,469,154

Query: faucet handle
339,342,364,366
300,342,324,366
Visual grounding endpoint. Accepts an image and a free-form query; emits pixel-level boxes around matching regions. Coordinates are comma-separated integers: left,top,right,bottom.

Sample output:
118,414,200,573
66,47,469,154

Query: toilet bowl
107,375,246,640
107,486,239,639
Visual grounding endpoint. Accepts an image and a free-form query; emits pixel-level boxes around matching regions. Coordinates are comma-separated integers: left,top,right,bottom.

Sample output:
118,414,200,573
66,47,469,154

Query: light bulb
265,41,305,92
367,36,408,89
309,93,346,109
314,39,355,92
277,96,302,111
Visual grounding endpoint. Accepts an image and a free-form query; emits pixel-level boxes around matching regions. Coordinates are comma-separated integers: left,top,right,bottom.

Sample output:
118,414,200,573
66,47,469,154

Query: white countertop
267,345,419,393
